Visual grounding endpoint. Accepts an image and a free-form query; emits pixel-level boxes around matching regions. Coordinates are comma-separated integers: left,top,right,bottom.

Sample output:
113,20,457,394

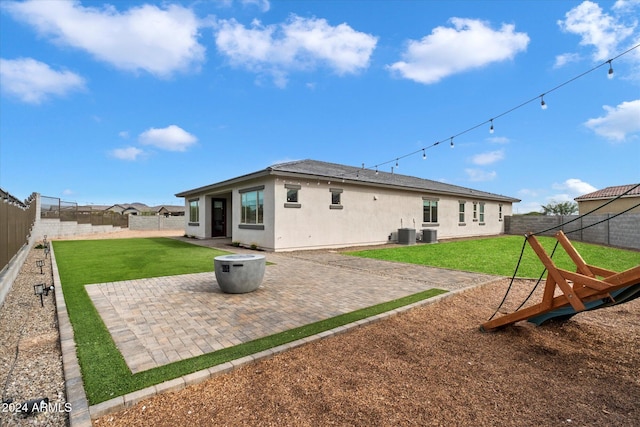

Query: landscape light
36,259,45,274
34,283,54,307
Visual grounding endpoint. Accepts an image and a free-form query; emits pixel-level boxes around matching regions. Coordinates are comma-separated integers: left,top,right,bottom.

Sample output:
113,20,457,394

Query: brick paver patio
86,242,497,374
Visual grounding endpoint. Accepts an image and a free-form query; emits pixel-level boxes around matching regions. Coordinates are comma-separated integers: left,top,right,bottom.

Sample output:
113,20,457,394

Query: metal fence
40,196,128,228
1,189,37,272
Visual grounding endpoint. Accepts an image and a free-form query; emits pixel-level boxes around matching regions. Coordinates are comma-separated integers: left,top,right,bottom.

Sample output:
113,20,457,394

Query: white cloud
554,52,582,68
240,0,270,12
214,15,377,86
0,57,85,104
111,146,144,161
138,125,197,151
387,18,529,84
5,0,205,78
557,1,636,62
471,149,505,166
552,178,597,197
487,136,510,144
584,99,640,141
512,201,544,214
465,168,497,182
118,131,130,139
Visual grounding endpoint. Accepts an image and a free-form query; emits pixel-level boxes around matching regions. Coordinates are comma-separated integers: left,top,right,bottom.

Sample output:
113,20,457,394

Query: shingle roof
268,159,519,202
574,184,640,201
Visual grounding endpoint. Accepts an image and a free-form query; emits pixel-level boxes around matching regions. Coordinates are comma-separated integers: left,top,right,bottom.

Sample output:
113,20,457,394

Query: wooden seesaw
480,230,640,332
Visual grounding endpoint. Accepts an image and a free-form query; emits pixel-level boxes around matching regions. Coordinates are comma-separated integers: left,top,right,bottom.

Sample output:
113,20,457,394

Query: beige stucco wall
578,198,640,214
231,177,276,249
181,176,513,251
270,178,511,251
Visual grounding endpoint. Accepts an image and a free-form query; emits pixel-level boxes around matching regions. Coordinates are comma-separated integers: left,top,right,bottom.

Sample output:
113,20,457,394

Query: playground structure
481,231,640,332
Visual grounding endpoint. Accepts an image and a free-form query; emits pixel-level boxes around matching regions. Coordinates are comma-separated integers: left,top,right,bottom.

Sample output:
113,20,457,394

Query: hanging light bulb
422,149,426,160
489,119,494,134
540,94,547,110
607,60,614,79
450,137,454,148
375,166,379,175
395,158,399,168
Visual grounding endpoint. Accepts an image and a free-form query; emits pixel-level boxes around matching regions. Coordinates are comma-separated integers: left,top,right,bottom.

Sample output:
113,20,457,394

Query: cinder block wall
505,213,640,250
128,215,184,231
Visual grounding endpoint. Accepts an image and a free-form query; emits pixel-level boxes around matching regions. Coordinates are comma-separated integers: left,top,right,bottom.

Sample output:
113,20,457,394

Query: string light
331,44,637,181
375,166,379,175
422,149,426,160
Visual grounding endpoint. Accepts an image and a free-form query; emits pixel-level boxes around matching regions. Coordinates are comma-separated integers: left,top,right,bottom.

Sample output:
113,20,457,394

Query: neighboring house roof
575,184,640,201
177,159,520,203
155,205,185,213
106,203,156,214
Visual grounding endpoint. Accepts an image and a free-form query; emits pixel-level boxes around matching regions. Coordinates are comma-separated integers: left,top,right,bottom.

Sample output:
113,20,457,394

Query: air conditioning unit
422,229,438,244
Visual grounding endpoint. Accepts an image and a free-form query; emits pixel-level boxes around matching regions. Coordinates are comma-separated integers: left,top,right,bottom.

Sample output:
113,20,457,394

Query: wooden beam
526,234,586,312
555,231,594,278
559,269,610,291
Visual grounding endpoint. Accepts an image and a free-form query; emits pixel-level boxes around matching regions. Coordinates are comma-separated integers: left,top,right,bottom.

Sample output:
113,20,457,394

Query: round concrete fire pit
214,254,266,294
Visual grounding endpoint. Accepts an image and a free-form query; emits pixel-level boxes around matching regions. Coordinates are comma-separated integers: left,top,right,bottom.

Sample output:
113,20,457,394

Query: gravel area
0,242,67,427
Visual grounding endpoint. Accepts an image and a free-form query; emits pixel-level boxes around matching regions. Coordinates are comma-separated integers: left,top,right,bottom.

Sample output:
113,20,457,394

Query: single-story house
175,159,520,251
156,205,186,217
574,184,640,214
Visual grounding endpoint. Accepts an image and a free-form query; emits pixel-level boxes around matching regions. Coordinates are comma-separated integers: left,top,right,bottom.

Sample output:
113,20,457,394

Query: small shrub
250,243,258,250
231,241,241,247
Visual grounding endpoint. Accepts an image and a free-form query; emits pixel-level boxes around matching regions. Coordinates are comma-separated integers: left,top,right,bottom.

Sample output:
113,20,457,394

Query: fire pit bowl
214,254,266,294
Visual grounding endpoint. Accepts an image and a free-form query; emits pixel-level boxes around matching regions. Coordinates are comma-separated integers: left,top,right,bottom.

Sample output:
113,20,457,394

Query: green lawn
346,235,640,278
52,237,447,404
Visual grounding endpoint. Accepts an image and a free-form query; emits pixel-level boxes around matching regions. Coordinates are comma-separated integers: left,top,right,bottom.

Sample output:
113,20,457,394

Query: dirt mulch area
94,276,640,427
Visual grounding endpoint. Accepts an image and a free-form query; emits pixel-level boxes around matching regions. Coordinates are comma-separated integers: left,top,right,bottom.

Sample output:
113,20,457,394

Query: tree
541,201,578,216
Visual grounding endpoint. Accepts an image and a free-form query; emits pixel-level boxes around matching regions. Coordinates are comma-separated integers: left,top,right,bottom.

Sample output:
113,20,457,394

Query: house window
240,186,264,225
479,203,485,224
284,184,301,208
423,198,438,223
459,201,465,224
473,202,478,221
499,204,503,221
330,188,343,209
188,199,199,224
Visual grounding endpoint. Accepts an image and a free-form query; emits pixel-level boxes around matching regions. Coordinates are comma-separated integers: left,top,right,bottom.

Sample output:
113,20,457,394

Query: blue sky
1,0,639,212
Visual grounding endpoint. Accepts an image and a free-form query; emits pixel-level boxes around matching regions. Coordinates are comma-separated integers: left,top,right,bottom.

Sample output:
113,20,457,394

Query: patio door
212,198,226,237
